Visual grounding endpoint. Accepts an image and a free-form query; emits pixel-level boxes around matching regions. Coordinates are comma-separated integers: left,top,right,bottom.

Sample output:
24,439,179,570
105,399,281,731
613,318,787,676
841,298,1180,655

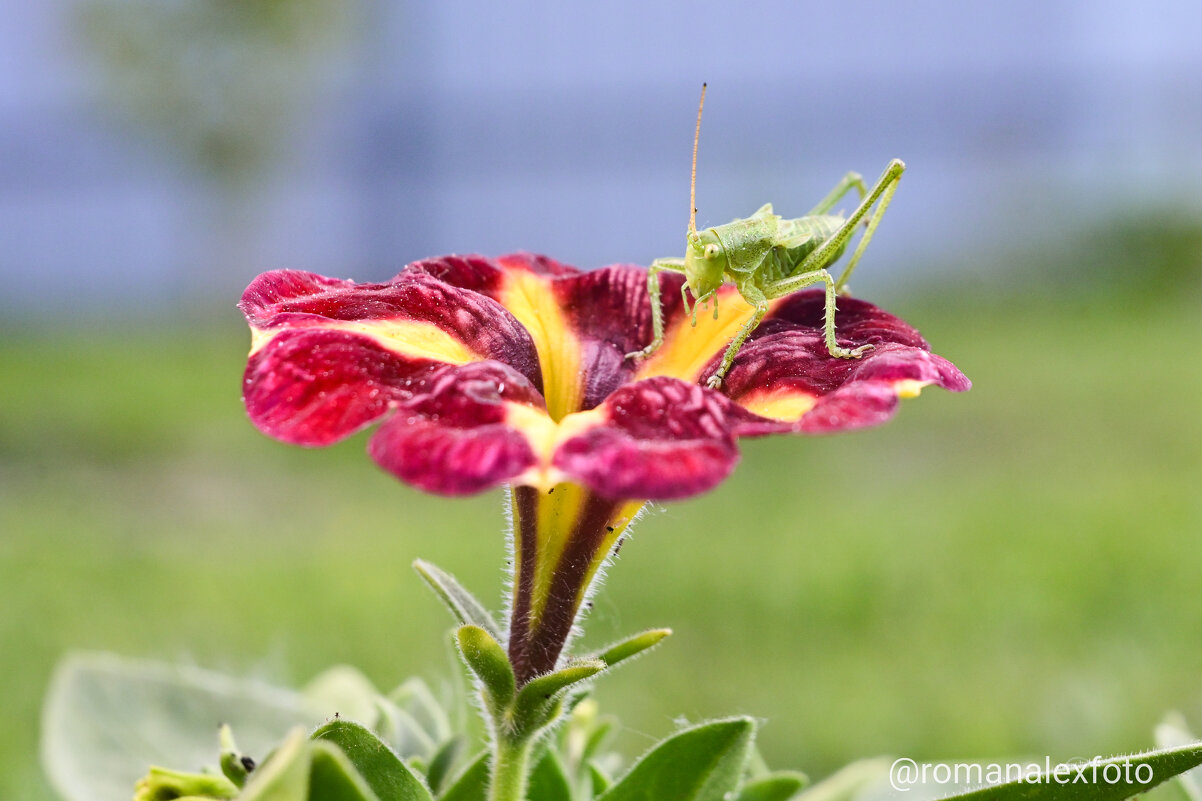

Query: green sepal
424,736,464,796
598,717,756,801
133,765,239,801
588,762,613,795
240,728,311,801
512,660,606,737
735,772,809,801
595,629,671,669
934,742,1202,800
414,559,501,640
438,751,489,801
311,717,434,801
528,749,573,801
309,741,385,801
218,723,252,788
455,625,516,711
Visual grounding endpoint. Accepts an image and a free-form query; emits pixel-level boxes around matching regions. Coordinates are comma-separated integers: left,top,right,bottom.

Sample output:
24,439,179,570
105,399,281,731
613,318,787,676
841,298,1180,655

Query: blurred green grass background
2,228,1202,800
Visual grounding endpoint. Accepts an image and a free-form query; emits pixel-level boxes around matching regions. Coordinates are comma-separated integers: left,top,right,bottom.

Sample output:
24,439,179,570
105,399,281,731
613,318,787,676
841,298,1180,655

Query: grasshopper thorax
684,229,727,302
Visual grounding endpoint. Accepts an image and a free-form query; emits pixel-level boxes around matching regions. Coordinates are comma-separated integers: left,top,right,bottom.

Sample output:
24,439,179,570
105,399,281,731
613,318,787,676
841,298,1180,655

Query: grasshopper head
684,229,727,302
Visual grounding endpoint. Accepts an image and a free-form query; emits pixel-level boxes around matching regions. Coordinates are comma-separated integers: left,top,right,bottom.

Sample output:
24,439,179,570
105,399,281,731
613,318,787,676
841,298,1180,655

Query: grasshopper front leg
626,258,686,360
763,269,873,360
706,283,769,389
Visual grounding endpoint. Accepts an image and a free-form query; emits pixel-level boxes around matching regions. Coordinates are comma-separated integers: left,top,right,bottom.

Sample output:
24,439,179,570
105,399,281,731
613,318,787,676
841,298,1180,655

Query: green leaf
588,762,613,795
387,678,453,746
1157,713,1202,801
414,559,501,639
596,629,671,669
309,741,385,801
456,625,516,709
598,717,756,801
41,652,315,801
528,749,573,801
736,772,809,801
311,718,434,801
931,743,1202,800
374,697,439,760
793,758,889,801
304,665,384,726
438,751,489,801
582,718,616,763
425,736,465,796
512,660,606,735
240,728,311,801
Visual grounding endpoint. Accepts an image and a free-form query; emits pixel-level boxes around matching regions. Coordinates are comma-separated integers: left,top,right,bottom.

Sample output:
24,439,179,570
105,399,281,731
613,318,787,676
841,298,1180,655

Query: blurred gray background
4,0,1201,318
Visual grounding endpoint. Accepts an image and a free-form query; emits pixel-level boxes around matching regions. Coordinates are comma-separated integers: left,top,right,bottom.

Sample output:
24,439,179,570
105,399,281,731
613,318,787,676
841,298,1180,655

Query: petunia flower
240,253,969,683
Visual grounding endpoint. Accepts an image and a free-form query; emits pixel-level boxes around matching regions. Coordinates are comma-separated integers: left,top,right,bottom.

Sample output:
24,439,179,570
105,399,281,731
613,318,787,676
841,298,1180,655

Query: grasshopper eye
703,243,721,258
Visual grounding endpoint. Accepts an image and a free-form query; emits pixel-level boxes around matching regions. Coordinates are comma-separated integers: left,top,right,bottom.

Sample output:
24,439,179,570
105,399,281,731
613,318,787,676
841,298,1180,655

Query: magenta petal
240,268,543,392
723,297,971,436
368,362,542,496
243,329,439,446
553,377,742,500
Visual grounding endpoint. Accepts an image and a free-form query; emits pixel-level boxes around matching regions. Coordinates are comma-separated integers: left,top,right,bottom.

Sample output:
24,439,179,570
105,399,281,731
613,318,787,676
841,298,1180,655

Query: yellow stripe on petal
505,404,607,491
499,271,583,421
249,319,480,365
636,287,782,383
893,378,931,398
739,389,818,422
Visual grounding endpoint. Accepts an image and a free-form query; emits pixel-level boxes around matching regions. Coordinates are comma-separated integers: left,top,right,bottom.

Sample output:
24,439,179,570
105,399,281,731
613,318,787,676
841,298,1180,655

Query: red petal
553,377,743,500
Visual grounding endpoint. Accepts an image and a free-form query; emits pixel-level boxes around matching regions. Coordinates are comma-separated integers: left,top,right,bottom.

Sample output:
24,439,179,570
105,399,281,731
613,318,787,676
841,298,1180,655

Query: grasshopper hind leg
764,269,873,361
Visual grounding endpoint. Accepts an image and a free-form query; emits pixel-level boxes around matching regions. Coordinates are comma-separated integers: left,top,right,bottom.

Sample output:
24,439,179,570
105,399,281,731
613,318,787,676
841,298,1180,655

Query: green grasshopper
626,84,906,389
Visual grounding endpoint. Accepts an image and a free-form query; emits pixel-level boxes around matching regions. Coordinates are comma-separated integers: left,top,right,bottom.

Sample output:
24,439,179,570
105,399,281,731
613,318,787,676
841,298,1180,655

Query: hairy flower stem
489,735,534,801
508,486,625,685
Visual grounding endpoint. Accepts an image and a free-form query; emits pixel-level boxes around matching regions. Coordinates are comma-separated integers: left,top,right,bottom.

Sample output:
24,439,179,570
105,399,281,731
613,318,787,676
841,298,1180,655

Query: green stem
489,735,534,801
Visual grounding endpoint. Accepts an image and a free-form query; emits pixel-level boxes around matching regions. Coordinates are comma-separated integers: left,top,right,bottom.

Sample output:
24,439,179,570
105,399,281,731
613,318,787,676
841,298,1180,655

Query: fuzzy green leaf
304,666,383,726
931,743,1202,800
374,697,438,760
425,736,464,796
588,762,613,795
240,728,311,801
793,758,889,801
309,741,385,801
736,772,808,801
41,652,314,801
311,718,433,801
598,717,756,801
387,678,453,746
438,751,489,801
1157,714,1202,801
596,629,671,669
528,749,573,801
414,559,501,639
456,625,516,709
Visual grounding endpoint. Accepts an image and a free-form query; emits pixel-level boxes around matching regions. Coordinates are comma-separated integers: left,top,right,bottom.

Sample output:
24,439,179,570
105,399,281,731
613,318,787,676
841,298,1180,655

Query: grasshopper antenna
689,82,707,236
